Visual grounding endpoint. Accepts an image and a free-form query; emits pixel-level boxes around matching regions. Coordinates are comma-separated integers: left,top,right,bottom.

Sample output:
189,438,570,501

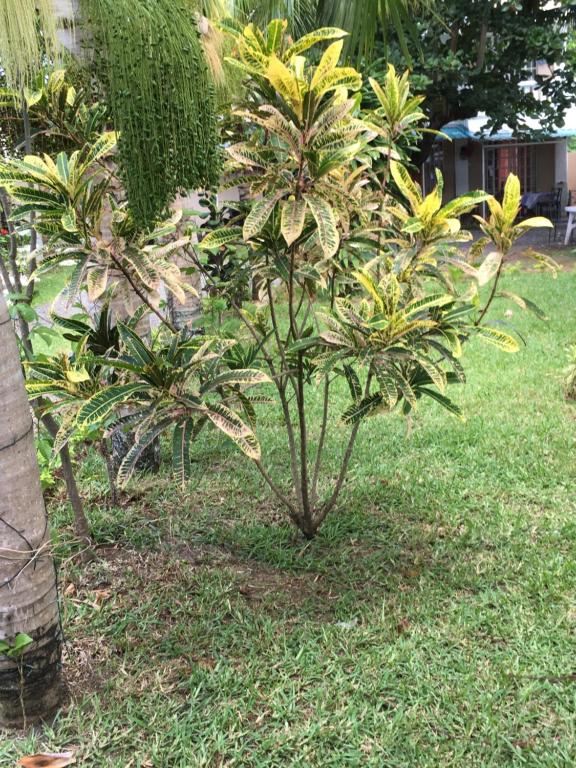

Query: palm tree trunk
0,293,64,728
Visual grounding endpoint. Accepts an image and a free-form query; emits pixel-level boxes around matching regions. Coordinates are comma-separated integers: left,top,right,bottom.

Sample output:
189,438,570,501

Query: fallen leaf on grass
69,589,111,611
396,617,411,634
19,753,76,768
512,739,536,749
92,589,111,607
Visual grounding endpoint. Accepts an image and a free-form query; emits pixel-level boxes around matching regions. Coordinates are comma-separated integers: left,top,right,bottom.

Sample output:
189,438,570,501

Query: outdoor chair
537,188,562,242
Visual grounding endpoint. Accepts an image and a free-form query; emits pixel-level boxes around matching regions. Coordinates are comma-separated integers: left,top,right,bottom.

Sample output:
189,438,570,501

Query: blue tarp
440,122,474,140
440,121,576,141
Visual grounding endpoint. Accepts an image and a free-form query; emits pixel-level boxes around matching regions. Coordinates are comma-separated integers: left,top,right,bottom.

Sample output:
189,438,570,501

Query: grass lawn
31,265,75,308
3,267,576,766
30,264,75,355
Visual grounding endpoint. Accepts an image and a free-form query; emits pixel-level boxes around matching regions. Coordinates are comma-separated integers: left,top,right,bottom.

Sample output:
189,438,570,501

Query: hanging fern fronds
79,0,220,228
0,0,60,88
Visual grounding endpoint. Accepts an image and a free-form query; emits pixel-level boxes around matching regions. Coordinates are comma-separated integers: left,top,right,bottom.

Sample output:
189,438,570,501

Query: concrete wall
534,143,556,192
453,140,470,197
554,140,569,207
469,142,483,190
568,153,576,197
440,142,456,202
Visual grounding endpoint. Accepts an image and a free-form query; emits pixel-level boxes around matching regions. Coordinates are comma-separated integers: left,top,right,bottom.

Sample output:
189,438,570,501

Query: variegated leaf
341,392,383,424
281,198,307,245
243,194,280,240
475,326,519,352
199,227,243,249
76,383,147,427
86,265,109,302
303,193,339,257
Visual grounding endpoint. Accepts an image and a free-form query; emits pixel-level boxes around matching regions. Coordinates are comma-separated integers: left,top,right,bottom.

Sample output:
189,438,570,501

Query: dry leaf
19,752,76,768
396,617,411,635
92,589,111,607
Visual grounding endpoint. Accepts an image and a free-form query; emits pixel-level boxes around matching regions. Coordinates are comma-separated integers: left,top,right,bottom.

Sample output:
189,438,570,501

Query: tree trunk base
0,622,65,730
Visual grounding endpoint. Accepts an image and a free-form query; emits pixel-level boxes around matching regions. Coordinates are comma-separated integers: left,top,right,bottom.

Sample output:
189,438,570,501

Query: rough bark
0,294,65,728
100,438,118,506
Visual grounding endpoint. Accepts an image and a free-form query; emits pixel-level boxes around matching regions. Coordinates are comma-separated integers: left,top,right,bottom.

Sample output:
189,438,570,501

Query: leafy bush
3,24,555,540
189,22,552,537
26,319,270,487
0,128,194,331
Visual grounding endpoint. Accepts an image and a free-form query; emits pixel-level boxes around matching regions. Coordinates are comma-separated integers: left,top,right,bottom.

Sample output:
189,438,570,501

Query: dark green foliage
378,0,576,162
79,0,220,227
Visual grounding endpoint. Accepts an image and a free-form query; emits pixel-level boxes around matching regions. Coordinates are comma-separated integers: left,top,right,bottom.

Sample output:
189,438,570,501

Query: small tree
1,24,553,541
187,23,552,537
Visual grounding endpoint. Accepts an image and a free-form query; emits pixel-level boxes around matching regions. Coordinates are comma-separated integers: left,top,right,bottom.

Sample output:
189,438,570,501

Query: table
521,191,554,211
565,206,576,245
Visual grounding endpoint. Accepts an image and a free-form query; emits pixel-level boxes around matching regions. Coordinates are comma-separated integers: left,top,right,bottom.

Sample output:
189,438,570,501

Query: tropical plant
467,172,556,324
25,304,144,505
363,63,431,175
77,0,220,227
0,70,114,556
1,67,110,157
314,0,435,63
0,291,64,728
186,23,551,538
25,67,109,150
0,83,209,545
27,322,271,488
0,0,59,89
0,69,109,351
206,0,434,63
35,428,62,491
0,131,117,247
2,20,554,547
0,134,195,331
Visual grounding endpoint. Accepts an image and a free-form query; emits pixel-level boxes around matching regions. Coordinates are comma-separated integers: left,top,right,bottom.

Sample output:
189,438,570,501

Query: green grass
3,268,576,766
30,264,74,354
31,264,74,308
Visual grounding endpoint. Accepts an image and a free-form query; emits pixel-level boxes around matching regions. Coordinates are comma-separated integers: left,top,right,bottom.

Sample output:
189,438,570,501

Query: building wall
474,141,565,197
469,142,484,190
554,140,569,207
453,140,470,197
440,142,456,202
568,153,576,197
436,139,569,203
534,143,556,191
